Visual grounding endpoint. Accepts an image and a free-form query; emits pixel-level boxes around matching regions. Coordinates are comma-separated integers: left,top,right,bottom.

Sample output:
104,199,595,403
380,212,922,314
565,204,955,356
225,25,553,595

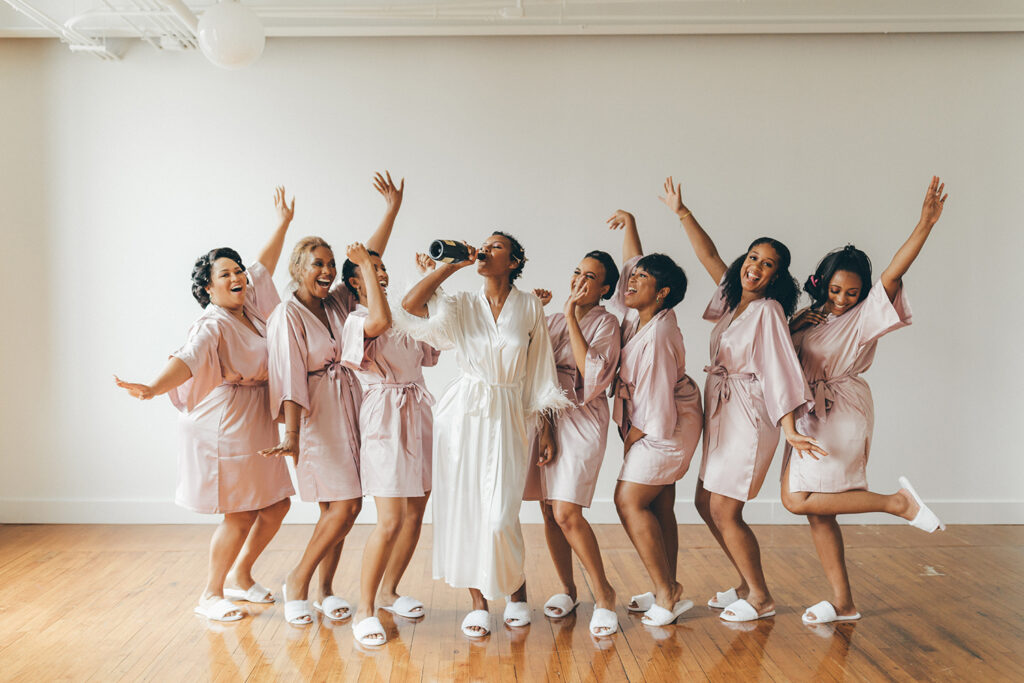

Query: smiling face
206,257,247,309
299,246,337,300
348,254,389,301
624,265,669,311
740,243,782,296
476,233,518,280
825,269,863,316
570,257,610,305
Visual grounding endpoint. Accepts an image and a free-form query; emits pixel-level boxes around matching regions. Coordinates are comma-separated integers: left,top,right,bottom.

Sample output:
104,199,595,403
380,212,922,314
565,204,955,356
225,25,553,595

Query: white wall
1,33,1021,525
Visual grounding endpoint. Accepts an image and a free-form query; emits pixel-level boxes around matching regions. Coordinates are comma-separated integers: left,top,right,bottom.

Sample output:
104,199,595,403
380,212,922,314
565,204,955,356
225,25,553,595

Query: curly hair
491,231,526,284
803,244,873,309
583,250,620,300
191,247,245,308
288,236,333,284
342,249,382,297
721,237,800,317
636,253,687,310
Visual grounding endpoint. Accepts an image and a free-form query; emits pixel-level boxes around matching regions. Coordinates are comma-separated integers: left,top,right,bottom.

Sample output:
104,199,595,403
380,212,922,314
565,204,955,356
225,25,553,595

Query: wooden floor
0,523,1021,682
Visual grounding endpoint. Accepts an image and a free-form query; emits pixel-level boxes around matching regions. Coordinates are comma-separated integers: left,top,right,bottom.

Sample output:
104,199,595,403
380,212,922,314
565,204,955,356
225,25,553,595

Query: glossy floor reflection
0,523,1020,681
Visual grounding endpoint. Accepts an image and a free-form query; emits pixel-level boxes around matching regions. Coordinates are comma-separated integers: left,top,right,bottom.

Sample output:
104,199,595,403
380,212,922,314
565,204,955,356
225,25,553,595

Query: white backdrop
1,33,1021,525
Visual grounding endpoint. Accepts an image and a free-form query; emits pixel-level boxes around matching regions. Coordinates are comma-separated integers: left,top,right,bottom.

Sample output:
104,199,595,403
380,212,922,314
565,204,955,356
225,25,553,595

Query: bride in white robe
398,232,568,637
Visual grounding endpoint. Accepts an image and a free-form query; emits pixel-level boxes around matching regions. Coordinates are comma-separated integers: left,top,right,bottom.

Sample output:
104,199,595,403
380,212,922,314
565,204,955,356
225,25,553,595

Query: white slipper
707,587,738,610
352,616,387,646
224,582,274,604
802,600,860,624
380,595,425,619
281,584,313,625
899,476,945,532
641,599,694,626
543,593,580,619
589,607,619,636
627,591,655,613
720,598,775,622
194,597,243,622
313,595,351,621
503,600,531,627
461,609,491,638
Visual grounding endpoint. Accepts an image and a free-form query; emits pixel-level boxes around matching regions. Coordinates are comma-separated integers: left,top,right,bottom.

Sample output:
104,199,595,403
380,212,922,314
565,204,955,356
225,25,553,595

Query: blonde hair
288,236,332,283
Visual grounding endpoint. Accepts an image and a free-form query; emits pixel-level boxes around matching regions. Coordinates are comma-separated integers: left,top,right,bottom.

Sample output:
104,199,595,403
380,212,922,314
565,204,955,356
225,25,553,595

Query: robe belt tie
365,382,435,410
362,382,434,456
809,375,856,422
610,377,634,433
309,359,342,379
556,366,581,404
703,364,757,453
463,376,521,417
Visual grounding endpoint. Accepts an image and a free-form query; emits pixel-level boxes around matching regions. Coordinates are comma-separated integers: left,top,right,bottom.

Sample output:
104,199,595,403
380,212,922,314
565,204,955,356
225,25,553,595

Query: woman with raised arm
114,187,296,622
604,210,704,628
261,172,403,637
782,177,947,626
398,232,568,639
521,249,622,637
660,175,824,623
340,240,443,646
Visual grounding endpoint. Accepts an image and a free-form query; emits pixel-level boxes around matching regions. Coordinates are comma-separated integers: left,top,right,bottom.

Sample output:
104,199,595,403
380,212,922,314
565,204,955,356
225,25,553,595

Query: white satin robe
784,280,912,492
522,306,620,507
267,286,363,502
342,304,440,498
169,262,294,514
395,286,569,600
699,281,813,502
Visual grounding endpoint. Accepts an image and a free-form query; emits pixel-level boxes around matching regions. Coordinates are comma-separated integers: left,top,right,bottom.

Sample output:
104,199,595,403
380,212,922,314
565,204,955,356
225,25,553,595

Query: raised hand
346,241,372,266
453,242,478,269
114,375,155,400
533,288,552,306
658,176,687,215
564,279,590,315
920,176,948,226
274,186,295,225
415,252,436,275
606,210,636,231
789,307,828,333
374,171,405,215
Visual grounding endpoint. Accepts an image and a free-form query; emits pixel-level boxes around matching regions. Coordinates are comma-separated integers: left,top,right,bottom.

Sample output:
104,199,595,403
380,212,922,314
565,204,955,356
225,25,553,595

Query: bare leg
650,486,679,578
355,496,407,634
549,500,616,613
614,481,682,610
379,492,430,612
694,479,748,600
466,588,489,636
226,497,291,599
285,498,361,620
709,494,773,618
806,514,858,618
780,462,916,519
540,502,577,608
318,539,344,601
201,511,257,618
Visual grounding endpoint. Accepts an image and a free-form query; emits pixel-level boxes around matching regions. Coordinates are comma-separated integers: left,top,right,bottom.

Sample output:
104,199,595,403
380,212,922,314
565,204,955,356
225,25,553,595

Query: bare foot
896,488,920,521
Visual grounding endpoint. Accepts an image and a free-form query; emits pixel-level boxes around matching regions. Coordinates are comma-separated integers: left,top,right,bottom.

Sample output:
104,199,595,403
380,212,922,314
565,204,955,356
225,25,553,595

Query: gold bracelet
678,211,692,221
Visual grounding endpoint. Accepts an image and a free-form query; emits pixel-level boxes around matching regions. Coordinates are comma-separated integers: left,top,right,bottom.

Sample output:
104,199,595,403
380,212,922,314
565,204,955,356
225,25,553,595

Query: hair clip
810,275,819,286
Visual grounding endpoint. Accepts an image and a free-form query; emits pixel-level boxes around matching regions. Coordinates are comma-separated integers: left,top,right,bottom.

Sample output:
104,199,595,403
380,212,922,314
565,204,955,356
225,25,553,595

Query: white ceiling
2,1,1022,61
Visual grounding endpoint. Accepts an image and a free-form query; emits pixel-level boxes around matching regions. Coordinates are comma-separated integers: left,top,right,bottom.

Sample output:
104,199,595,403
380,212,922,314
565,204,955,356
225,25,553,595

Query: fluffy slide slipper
641,599,694,626
224,582,274,604
543,594,580,619
352,616,387,646
282,584,314,626
194,597,243,622
589,607,619,636
461,609,491,638
503,600,531,627
381,595,425,619
899,476,945,532
627,591,655,613
707,587,738,610
313,595,351,621
802,600,861,624
720,598,775,623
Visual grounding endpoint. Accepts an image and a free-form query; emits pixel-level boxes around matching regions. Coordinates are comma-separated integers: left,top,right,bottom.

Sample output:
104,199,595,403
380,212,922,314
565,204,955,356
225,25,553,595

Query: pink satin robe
342,304,440,498
784,280,912,492
609,256,703,486
523,306,620,507
699,281,813,502
267,286,362,502
168,262,294,514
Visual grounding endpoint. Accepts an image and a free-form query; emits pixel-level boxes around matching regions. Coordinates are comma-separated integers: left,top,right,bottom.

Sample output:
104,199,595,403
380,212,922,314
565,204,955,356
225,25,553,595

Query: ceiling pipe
160,0,199,33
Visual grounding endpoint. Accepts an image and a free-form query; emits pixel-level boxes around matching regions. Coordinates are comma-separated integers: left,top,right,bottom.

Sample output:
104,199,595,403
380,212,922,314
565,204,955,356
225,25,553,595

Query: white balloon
197,1,265,70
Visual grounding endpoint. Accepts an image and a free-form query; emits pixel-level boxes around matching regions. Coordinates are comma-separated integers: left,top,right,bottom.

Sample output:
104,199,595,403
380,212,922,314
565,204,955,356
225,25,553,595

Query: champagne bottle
429,239,480,263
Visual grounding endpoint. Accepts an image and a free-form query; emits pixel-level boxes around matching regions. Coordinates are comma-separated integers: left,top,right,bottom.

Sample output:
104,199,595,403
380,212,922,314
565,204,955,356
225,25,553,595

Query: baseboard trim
0,498,1020,525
